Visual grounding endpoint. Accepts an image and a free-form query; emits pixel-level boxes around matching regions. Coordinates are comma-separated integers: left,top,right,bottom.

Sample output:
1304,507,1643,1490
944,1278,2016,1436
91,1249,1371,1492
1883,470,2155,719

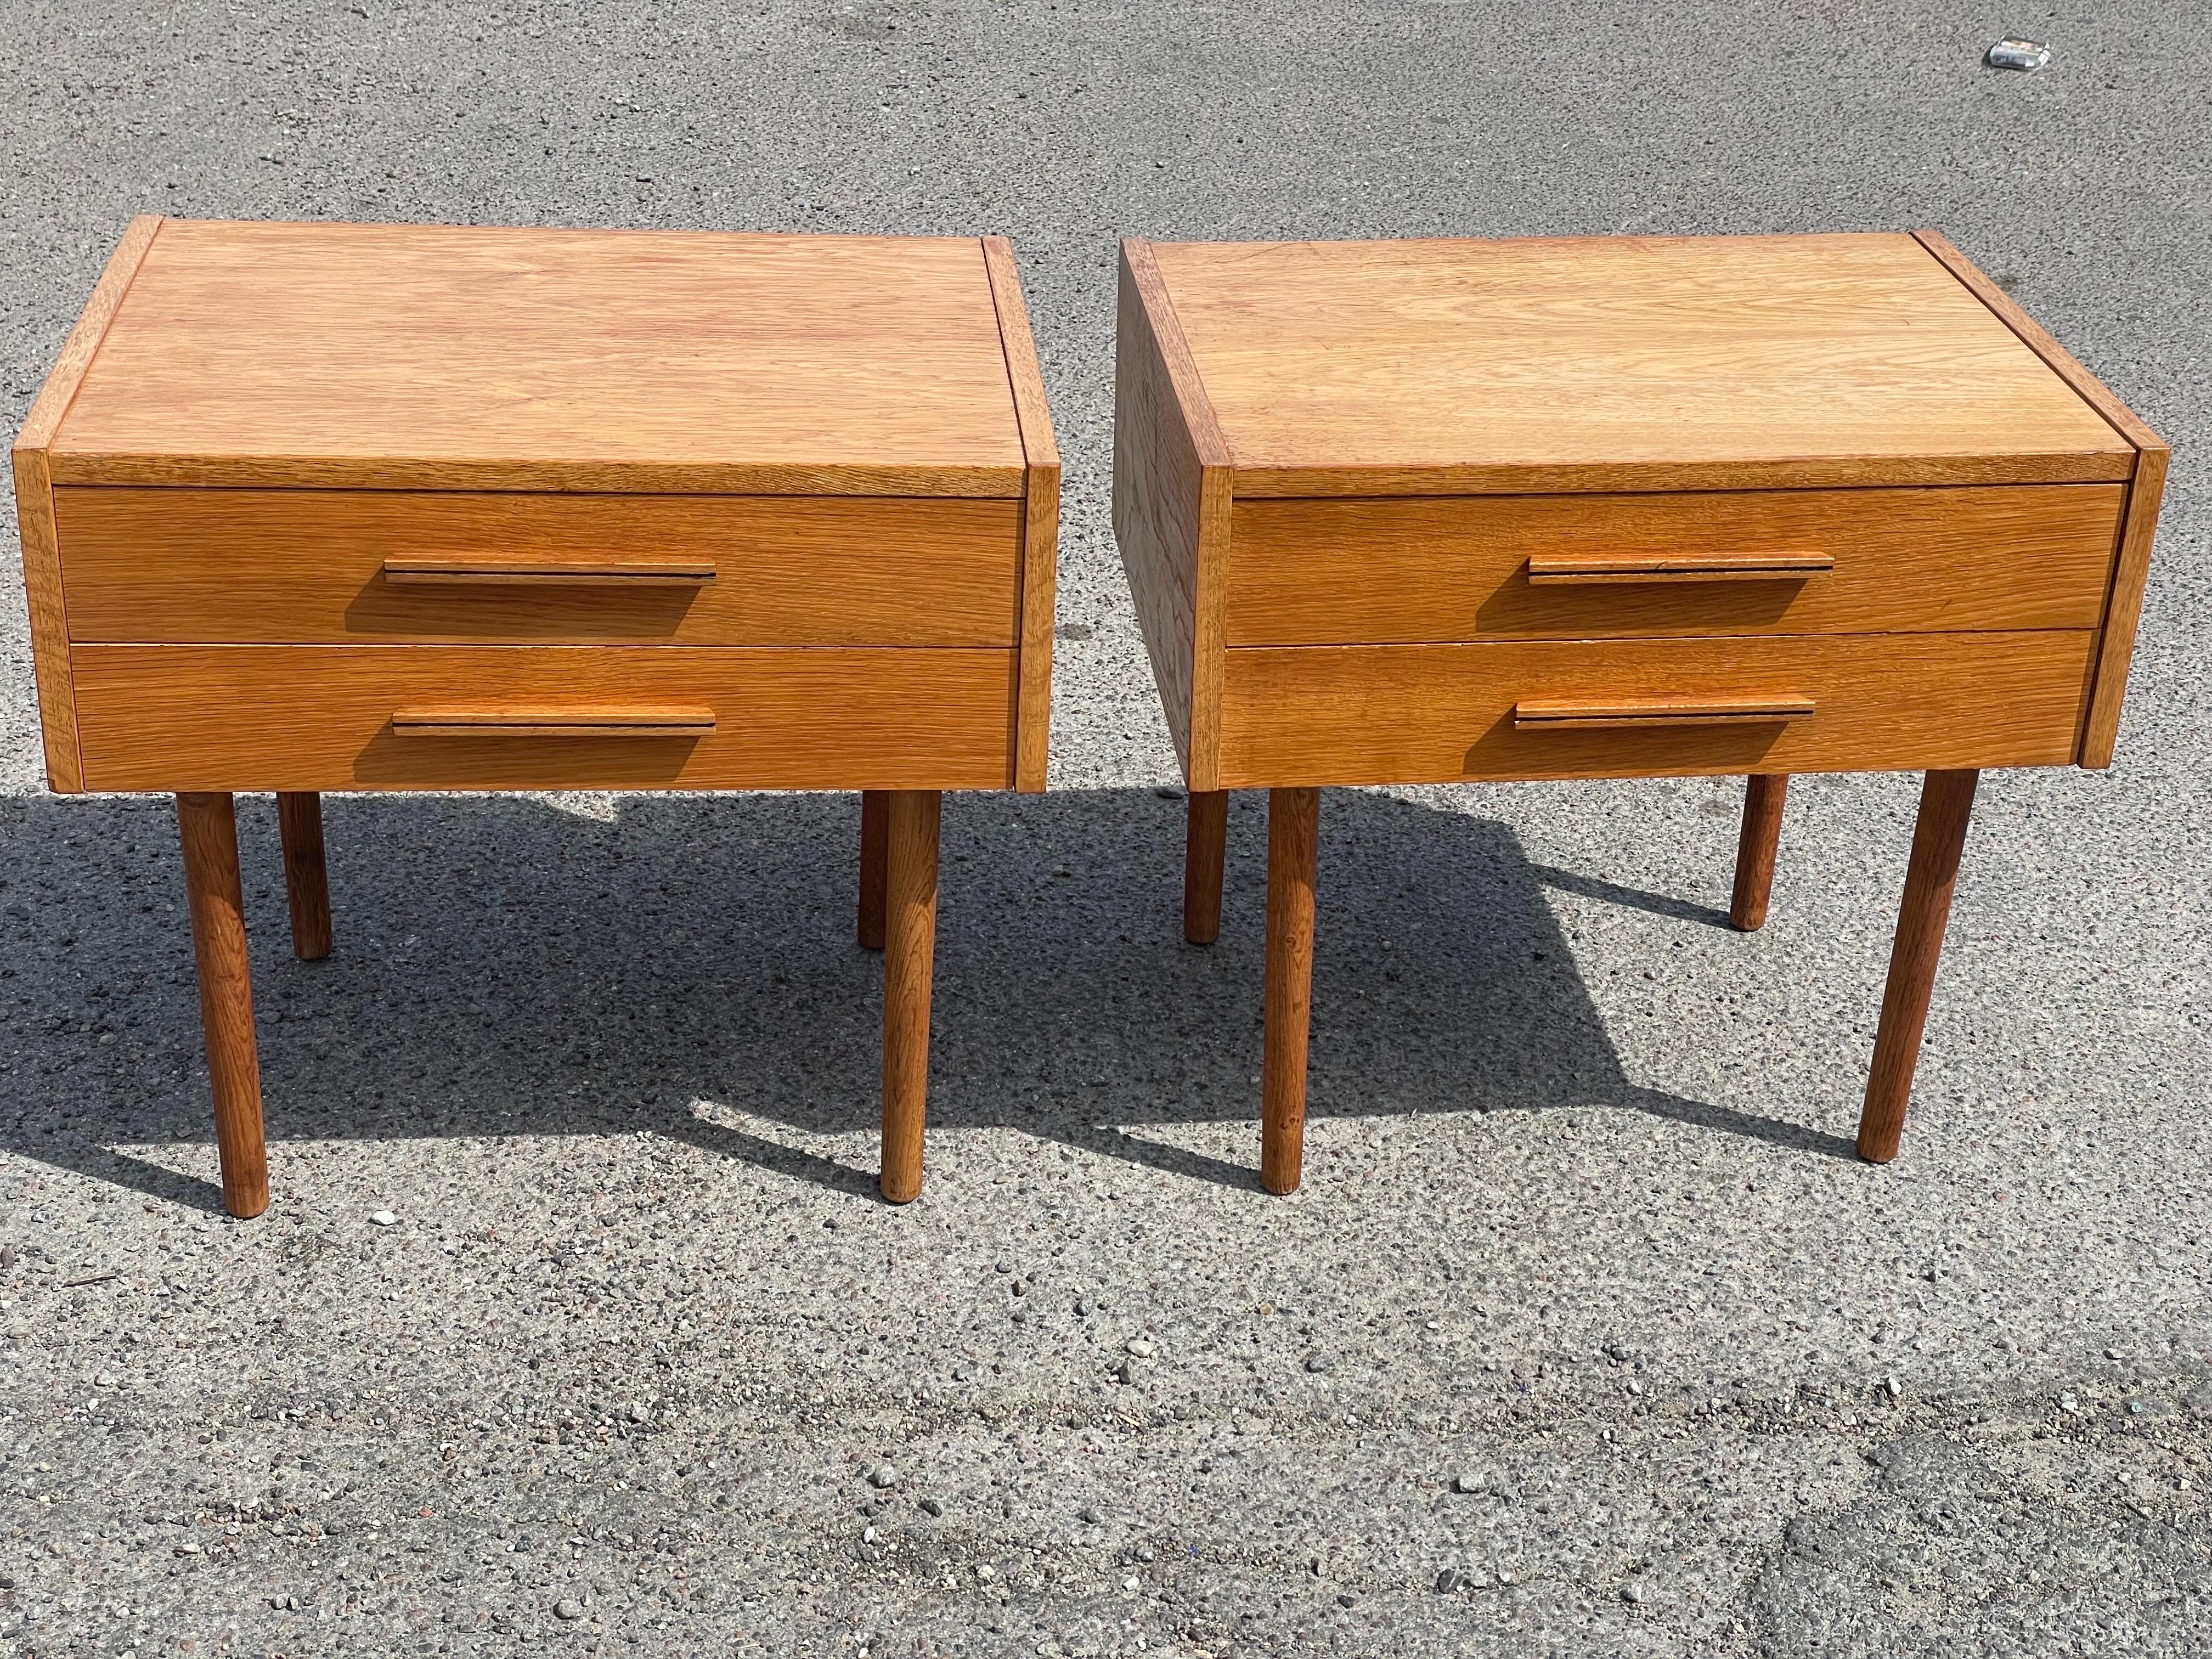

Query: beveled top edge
140,216,1001,250
47,218,1030,492
1142,231,2139,495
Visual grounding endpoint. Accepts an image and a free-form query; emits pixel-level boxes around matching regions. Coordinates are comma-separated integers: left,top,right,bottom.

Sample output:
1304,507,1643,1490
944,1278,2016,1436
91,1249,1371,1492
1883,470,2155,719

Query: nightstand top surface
1139,232,2136,495
43,218,1030,494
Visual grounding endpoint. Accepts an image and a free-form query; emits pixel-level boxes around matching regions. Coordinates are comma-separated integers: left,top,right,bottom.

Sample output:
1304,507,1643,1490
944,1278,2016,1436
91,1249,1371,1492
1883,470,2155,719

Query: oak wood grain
1909,230,2169,770
983,235,1062,792
859,789,889,951
2079,445,2169,767
1909,230,2162,451
45,220,1027,496
1261,787,1319,1195
1524,550,1835,584
879,789,940,1204
12,215,164,792
1183,789,1228,946
276,792,332,962
177,791,268,1218
1858,769,1979,1162
55,488,1023,646
387,707,718,738
1216,632,2095,787
1147,234,2134,496
72,646,1018,792
14,218,169,454
380,556,718,586
1111,240,1234,787
1513,695,1814,731
1730,775,1788,932
1225,485,2124,645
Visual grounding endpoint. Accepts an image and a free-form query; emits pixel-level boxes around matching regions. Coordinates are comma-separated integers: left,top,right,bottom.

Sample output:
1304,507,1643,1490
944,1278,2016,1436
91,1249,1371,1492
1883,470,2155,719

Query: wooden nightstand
1111,232,2165,1192
14,216,1058,1216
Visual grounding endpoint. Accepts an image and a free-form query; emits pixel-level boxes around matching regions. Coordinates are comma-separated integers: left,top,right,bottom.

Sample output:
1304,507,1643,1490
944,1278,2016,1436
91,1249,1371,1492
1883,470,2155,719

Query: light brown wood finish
1149,234,2132,497
11,215,165,792
879,790,941,1203
1183,789,1228,946
983,235,1062,793
1858,770,1979,1161
1261,788,1319,1194
1910,230,2169,769
1909,232,2163,450
276,792,332,961
177,792,268,1217
1112,241,1234,787
1525,551,1835,583
10,447,79,789
71,646,1019,792
380,557,716,586
388,707,718,738
11,217,166,455
1226,486,2124,645
2079,445,2169,767
859,789,889,951
1113,229,2165,1195
47,222,1026,495
21,222,1052,1217
1217,632,2094,788
1730,776,1788,932
55,489,1023,646
1514,696,1815,731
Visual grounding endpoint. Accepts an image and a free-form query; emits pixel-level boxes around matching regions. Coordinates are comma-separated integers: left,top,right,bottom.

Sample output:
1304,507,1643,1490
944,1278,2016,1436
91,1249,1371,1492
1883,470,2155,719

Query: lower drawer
1216,631,2095,786
71,646,1017,791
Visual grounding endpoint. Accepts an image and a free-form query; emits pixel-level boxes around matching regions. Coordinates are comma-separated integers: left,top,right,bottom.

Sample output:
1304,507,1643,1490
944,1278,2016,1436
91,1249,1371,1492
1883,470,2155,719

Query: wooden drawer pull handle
382,556,716,586
391,706,716,738
1525,551,1832,585
1514,696,1814,731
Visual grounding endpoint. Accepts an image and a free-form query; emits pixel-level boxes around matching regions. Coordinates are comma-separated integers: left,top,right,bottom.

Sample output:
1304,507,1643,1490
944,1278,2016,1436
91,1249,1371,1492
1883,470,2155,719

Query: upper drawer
54,488,1024,646
1224,484,2124,645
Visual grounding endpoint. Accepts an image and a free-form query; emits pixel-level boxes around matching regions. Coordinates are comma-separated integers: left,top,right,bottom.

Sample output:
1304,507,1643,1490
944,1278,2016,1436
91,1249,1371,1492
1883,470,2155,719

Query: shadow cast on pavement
0,785,1854,1211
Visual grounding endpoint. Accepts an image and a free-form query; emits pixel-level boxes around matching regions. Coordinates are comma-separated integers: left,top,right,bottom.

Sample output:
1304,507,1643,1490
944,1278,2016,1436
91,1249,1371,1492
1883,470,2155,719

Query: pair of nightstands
14,218,2165,1217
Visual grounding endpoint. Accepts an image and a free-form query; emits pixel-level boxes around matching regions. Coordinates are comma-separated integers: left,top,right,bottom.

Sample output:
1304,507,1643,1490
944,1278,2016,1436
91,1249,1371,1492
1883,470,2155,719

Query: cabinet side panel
12,214,165,794
2078,444,2168,767
981,235,1061,792
1111,247,1205,781
1013,467,1059,789
1910,229,2169,770
12,448,81,791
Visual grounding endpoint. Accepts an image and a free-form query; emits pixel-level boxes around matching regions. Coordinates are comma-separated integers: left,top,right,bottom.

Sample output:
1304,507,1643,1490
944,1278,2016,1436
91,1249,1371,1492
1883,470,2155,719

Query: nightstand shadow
0,785,1854,1216
1527,864,1735,930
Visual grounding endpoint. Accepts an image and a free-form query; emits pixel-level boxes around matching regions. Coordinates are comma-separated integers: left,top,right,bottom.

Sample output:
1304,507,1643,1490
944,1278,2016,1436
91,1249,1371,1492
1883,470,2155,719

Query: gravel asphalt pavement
2,4,2209,1655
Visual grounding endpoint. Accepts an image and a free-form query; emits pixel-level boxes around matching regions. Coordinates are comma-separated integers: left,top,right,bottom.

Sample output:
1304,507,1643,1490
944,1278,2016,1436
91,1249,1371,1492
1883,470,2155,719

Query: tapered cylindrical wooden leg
879,790,941,1204
1183,789,1228,946
1260,787,1320,1194
276,791,332,961
1858,769,1979,1164
177,793,269,1218
1730,774,1789,932
858,789,889,951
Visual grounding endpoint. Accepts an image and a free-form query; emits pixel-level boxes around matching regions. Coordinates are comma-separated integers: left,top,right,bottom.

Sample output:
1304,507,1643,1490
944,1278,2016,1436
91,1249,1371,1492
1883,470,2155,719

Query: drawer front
1217,633,2094,786
55,488,1024,646
71,646,1015,791
1225,485,2124,644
